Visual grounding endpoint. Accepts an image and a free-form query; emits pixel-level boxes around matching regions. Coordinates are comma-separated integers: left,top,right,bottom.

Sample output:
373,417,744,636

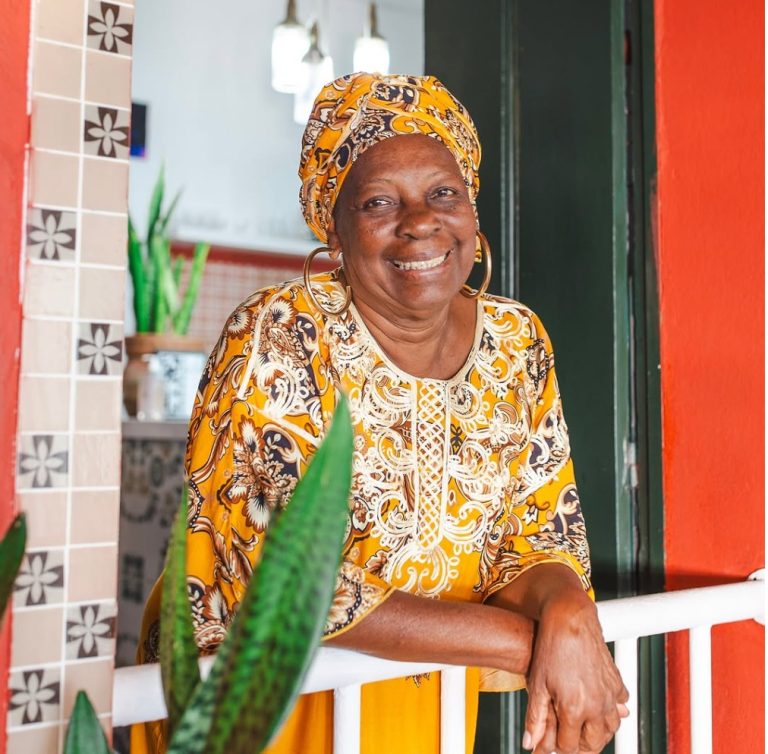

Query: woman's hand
523,593,629,754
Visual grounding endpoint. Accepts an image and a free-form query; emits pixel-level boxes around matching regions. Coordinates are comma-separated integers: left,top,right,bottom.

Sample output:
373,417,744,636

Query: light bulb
293,22,335,125
271,0,310,94
353,36,390,74
353,2,390,74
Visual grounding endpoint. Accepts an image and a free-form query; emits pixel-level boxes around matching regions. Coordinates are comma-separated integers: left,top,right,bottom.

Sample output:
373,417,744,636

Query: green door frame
425,0,665,752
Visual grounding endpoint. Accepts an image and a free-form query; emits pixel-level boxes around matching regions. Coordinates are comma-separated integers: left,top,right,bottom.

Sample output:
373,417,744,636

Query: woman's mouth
391,250,451,271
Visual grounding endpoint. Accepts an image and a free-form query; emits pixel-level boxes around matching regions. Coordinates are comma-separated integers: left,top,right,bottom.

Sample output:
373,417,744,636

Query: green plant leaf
160,488,201,737
173,243,210,335
158,189,183,237
63,691,111,754
0,514,26,621
171,255,184,289
146,164,166,247
168,396,354,754
151,236,178,333
128,216,150,332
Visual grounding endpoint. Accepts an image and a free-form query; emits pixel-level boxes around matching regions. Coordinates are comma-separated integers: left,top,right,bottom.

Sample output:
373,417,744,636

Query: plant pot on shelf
124,333,206,419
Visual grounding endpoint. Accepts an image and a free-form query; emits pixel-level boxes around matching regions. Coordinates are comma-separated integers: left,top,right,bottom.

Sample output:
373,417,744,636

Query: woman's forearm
325,590,534,676
485,562,594,620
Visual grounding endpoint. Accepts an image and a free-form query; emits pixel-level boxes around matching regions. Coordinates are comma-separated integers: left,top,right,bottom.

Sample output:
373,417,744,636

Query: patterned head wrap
298,72,482,243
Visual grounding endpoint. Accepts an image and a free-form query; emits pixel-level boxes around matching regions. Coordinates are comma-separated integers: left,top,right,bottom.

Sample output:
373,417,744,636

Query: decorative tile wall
8,0,133,750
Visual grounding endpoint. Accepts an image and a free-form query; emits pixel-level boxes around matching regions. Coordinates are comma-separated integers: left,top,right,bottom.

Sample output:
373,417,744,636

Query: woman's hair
298,72,481,243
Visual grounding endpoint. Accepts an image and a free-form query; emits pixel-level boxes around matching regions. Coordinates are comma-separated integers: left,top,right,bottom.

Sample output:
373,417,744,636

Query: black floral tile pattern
76,322,123,376
117,438,185,666
84,106,130,159
86,0,133,55
8,669,60,726
17,435,69,489
26,209,76,261
66,602,117,659
13,550,65,607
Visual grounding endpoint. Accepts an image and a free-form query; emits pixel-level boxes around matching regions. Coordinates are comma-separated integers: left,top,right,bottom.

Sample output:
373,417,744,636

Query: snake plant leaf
171,255,184,289
167,396,354,754
63,691,111,754
151,236,178,333
160,489,201,737
146,164,165,247
128,216,150,332
0,514,26,621
173,243,210,335
157,189,183,238
160,495,200,730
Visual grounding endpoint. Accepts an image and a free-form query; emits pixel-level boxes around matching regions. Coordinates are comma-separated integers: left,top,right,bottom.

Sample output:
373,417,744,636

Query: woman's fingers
554,708,583,754
523,685,551,750
531,702,557,754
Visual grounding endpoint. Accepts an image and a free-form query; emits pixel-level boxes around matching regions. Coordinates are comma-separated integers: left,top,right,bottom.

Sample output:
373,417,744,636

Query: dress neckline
345,295,486,386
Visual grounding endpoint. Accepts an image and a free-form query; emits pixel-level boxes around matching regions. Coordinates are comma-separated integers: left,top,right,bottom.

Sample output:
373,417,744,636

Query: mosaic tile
17,434,69,489
11,607,64,667
82,156,129,212
6,724,60,754
23,264,76,318
26,209,76,261
8,668,61,726
32,40,82,99
81,211,128,265
76,322,123,376
13,549,65,607
86,0,133,55
36,0,86,46
31,96,81,153
83,105,130,159
30,151,79,208
66,602,117,659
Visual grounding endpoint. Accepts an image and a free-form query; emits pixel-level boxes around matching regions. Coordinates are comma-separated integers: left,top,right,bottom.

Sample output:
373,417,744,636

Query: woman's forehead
345,134,462,185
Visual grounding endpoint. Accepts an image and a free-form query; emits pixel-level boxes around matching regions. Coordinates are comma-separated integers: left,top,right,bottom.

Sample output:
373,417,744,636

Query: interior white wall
129,0,424,254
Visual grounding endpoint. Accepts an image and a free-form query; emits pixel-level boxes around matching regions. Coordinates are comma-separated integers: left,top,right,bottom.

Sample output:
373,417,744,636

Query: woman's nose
397,203,441,239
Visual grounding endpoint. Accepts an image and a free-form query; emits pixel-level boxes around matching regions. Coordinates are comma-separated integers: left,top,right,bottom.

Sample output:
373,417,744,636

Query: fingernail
522,732,532,749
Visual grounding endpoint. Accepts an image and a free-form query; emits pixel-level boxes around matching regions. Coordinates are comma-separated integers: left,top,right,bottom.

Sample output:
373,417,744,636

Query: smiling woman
133,73,628,754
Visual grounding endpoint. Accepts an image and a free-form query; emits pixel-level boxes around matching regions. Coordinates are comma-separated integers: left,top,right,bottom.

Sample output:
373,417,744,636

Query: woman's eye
362,197,392,209
433,187,458,199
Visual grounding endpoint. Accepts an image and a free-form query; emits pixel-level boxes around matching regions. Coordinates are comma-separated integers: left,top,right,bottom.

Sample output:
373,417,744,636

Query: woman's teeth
392,251,449,271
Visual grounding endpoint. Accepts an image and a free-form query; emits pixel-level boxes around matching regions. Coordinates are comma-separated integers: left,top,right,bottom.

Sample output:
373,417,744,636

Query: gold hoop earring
303,246,352,317
461,231,492,299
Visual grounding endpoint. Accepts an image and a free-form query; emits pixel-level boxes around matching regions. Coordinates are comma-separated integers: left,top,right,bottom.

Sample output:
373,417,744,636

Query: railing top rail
112,573,764,729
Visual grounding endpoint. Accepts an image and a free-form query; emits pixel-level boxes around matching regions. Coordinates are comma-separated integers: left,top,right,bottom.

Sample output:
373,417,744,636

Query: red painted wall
0,0,30,749
654,0,764,752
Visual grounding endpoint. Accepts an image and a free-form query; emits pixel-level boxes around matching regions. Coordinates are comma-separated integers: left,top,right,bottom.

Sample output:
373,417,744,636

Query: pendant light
353,2,390,74
293,21,335,125
271,0,310,93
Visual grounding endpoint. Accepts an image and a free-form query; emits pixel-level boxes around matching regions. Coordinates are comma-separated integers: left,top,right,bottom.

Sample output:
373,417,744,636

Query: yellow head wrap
298,72,482,243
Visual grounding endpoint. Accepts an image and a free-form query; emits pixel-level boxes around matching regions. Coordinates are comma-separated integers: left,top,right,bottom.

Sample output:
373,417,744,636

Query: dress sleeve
184,287,392,651
482,311,593,602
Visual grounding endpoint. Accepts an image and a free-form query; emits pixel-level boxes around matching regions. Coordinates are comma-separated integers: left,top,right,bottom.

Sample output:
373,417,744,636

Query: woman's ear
325,220,342,260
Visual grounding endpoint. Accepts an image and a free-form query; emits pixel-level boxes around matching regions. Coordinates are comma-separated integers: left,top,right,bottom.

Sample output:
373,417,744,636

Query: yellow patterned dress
133,270,592,754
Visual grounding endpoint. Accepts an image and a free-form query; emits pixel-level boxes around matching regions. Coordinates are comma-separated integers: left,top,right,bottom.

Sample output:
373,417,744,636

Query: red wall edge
654,0,765,752
0,0,30,748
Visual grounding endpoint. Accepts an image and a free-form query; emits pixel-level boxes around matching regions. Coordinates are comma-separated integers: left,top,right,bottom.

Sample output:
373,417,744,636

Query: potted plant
125,167,210,416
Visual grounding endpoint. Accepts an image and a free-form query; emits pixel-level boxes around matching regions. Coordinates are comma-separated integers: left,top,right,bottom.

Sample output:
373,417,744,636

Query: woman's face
327,133,477,319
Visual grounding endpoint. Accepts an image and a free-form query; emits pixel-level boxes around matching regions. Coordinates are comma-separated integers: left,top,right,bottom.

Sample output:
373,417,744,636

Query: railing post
440,667,466,754
689,625,713,754
613,637,639,754
334,684,362,754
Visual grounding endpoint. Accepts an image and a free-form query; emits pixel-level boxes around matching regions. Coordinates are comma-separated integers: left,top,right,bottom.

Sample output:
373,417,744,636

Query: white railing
113,571,765,754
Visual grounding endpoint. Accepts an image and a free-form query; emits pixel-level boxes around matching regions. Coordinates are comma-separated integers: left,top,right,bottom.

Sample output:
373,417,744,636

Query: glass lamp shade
293,54,335,125
353,36,390,75
271,22,310,93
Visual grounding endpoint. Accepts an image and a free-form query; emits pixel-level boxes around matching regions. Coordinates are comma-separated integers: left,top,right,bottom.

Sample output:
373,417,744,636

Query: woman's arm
488,563,629,754
326,589,535,676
